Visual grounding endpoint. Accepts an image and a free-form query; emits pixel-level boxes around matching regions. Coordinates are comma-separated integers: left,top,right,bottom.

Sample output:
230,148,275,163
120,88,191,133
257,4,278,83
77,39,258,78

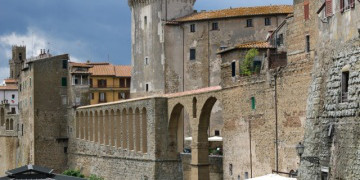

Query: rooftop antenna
32,31,34,57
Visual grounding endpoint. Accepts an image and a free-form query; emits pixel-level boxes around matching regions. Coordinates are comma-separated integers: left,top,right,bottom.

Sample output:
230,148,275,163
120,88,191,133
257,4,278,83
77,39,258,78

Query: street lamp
296,142,305,158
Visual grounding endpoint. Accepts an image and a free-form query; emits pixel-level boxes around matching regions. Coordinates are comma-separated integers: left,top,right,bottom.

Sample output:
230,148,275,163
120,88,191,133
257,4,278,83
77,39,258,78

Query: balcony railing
90,85,130,88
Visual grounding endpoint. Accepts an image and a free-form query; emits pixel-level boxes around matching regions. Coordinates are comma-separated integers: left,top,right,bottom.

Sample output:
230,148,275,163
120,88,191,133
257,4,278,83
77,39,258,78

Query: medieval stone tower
128,0,195,97
9,45,26,79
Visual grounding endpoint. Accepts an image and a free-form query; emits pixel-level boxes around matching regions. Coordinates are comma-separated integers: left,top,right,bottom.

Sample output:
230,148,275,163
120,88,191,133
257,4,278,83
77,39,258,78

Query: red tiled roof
89,64,131,77
0,84,17,90
175,5,293,22
69,62,93,68
4,79,17,84
236,41,274,49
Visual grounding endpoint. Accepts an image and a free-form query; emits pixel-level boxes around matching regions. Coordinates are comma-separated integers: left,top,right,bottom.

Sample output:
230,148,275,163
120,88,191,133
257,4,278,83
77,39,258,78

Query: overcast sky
0,0,292,82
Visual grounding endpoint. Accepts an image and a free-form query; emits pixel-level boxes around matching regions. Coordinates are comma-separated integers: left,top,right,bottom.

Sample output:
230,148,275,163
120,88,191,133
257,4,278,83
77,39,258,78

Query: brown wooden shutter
304,1,310,20
340,0,344,12
326,0,333,17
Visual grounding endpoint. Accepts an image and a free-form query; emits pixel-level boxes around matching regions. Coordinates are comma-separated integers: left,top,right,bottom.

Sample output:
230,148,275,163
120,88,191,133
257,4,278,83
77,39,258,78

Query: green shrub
89,174,104,180
240,48,259,76
62,169,85,178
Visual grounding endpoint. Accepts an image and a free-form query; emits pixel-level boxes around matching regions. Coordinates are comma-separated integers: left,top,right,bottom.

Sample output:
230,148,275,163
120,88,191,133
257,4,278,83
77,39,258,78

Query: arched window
5,119,9,130
142,108,147,153
193,97,197,118
116,109,121,148
10,119,14,130
76,112,80,138
135,108,141,152
0,108,4,126
122,109,127,149
128,108,134,150
19,53,22,61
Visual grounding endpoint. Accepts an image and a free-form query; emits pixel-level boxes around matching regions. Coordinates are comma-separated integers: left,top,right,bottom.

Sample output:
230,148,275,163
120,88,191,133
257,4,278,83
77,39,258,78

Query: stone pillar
191,126,210,180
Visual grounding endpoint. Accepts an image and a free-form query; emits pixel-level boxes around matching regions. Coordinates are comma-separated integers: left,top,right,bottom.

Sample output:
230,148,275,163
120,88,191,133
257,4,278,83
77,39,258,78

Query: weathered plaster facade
299,0,360,179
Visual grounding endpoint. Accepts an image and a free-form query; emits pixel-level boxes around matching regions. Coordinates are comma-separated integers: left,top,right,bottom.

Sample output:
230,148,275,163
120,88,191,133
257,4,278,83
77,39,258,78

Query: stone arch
135,108,141,152
6,119,9,130
168,103,188,158
104,110,110,145
128,108,134,150
116,109,121,148
80,111,84,139
85,111,89,140
110,109,116,147
99,110,104,144
10,119,14,130
94,111,99,143
122,109,127,149
76,111,80,138
89,111,93,141
142,107,147,153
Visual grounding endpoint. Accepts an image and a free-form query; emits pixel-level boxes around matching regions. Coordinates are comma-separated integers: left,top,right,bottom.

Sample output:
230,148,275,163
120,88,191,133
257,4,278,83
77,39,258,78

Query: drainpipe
274,72,279,173
249,119,253,178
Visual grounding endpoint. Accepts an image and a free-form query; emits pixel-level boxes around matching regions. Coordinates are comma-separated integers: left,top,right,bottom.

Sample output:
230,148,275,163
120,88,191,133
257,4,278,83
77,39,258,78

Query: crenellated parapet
128,0,195,7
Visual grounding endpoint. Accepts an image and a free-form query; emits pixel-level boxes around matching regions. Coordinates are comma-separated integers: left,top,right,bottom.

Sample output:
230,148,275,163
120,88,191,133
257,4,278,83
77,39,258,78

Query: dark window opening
12,94,15,99
306,35,310,52
253,61,262,74
118,92,126,99
251,97,256,110
90,78,93,87
120,78,125,88
231,61,236,77
246,19,253,27
144,16,147,25
61,77,67,87
245,172,249,179
145,57,149,65
190,49,196,60
215,130,220,136
19,53,22,61
98,79,107,88
62,60,68,69
126,78,131,88
229,164,233,176
11,108,16,114
265,17,271,26
99,92,106,103
190,24,196,32
193,97,197,118
341,71,349,102
277,34,284,46
64,147,68,153
90,93,94,100
321,172,328,180
212,22,219,30
146,84,149,92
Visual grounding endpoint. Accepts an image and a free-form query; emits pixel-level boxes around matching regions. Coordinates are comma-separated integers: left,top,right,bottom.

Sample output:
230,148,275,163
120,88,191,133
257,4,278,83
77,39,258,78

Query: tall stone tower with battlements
9,46,26,80
128,0,195,98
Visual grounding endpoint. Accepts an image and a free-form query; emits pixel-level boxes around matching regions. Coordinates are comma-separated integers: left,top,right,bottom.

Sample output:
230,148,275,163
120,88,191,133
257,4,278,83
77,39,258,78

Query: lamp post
296,142,305,158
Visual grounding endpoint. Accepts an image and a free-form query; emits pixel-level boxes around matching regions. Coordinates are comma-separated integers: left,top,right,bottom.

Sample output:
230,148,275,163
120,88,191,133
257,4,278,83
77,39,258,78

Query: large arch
116,109,121,148
135,108,141,152
111,109,116,147
80,112,84,139
128,108,134,150
89,111,93,141
94,111,99,143
122,109,128,149
85,111,89,140
104,110,110,145
76,111,80,138
191,96,218,180
99,110,104,144
142,108,147,153
168,103,188,158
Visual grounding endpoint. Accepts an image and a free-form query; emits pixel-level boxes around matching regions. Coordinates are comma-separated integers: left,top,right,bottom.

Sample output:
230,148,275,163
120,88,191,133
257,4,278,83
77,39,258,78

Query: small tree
89,174,104,180
240,48,259,76
62,169,85,178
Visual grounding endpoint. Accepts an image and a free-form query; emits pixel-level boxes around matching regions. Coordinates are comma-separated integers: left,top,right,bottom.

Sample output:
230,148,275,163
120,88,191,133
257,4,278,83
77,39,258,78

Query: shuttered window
326,0,333,17
61,77,67,86
304,1,310,20
231,61,236,77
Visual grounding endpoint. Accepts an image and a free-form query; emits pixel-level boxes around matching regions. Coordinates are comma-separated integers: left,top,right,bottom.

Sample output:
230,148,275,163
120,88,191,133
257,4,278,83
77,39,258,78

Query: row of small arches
76,107,148,153
0,118,14,131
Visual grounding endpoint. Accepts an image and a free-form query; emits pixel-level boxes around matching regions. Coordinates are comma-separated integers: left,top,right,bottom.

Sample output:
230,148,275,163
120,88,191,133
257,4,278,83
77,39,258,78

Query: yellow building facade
88,63,131,105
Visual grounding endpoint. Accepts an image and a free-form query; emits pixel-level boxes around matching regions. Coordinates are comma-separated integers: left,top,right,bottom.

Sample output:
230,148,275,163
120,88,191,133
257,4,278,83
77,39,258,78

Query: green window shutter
62,77,67,86
251,97,256,110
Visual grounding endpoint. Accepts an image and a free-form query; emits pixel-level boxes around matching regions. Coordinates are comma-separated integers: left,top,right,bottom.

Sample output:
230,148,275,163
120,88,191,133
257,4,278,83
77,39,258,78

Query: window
325,0,333,17
120,78,125,88
12,94,15,99
144,16,147,26
190,24,196,32
253,61,262,73
190,49,196,60
246,19,253,27
306,35,310,52
62,96,67,105
229,164,233,176
99,92,106,102
145,57,149,65
61,77,67,86
11,108,16,114
90,78,93,87
212,22,219,30
90,93,94,100
245,172,249,179
277,34,284,46
251,97,256,110
64,147,68,153
265,17,271,26
193,97,197,118
73,75,81,85
145,84,149,92
341,71,349,102
231,61,236,77
19,53,22,61
304,1,310,20
220,46,227,50
62,60,68,69
215,130,220,136
98,79,107,88
126,78,131,88
341,0,355,12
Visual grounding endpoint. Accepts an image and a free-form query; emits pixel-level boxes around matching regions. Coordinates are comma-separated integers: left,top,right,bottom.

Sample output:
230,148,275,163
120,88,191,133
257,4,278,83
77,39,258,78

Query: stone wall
181,153,223,180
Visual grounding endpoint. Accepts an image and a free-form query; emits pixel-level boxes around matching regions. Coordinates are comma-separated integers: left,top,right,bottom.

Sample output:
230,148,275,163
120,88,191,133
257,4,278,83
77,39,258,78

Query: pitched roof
69,62,93,68
175,5,293,22
89,64,131,77
4,79,16,84
0,84,17,90
218,42,274,54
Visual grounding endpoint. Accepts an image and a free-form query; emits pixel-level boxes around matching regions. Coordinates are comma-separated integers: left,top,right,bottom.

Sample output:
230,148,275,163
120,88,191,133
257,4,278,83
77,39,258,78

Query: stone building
0,79,18,114
68,62,93,108
9,46,26,80
88,63,131,104
299,0,360,179
17,52,70,173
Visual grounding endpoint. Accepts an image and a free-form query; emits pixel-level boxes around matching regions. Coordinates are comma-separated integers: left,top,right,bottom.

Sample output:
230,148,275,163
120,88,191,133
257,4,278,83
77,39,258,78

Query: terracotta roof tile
4,79,17,84
0,84,17,90
89,64,131,77
175,5,293,22
236,41,274,49
69,62,93,68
